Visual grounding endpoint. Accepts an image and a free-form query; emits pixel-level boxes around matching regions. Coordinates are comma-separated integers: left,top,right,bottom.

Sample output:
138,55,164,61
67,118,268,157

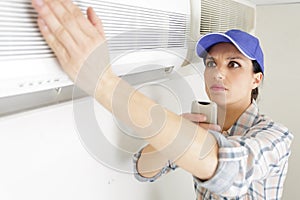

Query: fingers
181,113,207,123
37,17,68,64
32,0,102,51
60,1,102,39
87,7,105,37
47,0,88,46
32,0,79,58
199,123,221,132
32,0,110,84
181,113,221,131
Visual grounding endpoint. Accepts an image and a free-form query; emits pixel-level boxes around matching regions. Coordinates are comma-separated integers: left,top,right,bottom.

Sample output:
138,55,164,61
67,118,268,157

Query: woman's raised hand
31,0,109,82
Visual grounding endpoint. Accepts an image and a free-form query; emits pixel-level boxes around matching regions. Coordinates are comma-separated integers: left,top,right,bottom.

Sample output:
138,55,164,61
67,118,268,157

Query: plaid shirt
133,101,293,199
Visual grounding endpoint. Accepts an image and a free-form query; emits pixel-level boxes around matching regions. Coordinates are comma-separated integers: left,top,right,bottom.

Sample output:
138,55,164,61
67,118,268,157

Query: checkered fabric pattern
133,101,293,199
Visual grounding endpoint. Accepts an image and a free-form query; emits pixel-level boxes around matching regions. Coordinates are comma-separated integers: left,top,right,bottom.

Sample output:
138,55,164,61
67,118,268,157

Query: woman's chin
209,95,227,107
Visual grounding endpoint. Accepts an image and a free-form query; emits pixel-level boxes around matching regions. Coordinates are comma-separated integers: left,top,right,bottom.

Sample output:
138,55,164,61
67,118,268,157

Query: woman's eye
206,61,216,68
229,61,240,68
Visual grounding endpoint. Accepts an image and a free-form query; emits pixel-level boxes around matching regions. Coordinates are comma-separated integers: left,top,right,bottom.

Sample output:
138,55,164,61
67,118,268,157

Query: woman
134,29,293,199
31,0,293,199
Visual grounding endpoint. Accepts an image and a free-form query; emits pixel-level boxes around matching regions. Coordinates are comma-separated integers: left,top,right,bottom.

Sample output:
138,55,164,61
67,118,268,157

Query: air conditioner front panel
0,0,191,98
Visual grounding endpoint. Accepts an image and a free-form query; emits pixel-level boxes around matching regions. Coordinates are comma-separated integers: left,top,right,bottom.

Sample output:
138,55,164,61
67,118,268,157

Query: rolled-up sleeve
194,130,248,195
133,147,178,182
194,124,293,197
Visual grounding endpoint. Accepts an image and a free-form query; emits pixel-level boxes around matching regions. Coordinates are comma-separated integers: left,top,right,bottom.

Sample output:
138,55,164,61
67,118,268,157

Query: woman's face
204,43,262,107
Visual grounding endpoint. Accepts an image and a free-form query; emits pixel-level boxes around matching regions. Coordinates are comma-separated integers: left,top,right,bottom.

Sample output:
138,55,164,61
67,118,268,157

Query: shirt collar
228,100,260,136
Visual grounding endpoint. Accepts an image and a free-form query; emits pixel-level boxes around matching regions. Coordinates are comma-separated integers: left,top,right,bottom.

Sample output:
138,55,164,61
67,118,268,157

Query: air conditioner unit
0,0,193,98
0,0,255,116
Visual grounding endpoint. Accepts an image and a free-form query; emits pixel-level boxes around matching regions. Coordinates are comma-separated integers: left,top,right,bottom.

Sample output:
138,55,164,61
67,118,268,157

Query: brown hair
251,60,263,100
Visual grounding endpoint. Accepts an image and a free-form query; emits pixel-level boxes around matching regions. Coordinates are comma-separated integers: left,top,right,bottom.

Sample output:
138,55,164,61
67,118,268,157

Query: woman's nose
213,68,225,80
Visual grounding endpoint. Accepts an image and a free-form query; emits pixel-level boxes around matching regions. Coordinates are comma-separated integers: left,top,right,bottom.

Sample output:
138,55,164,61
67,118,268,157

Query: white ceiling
247,0,300,5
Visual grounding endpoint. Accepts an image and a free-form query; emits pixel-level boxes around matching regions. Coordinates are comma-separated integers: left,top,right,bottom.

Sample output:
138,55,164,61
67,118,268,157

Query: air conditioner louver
0,0,190,61
0,1,52,60
76,0,189,51
200,0,255,35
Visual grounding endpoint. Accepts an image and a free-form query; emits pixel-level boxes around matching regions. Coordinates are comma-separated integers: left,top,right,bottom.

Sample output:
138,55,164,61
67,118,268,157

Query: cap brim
196,33,255,60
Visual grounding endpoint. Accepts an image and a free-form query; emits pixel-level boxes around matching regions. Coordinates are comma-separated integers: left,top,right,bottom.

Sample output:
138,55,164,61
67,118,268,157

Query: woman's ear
252,72,263,89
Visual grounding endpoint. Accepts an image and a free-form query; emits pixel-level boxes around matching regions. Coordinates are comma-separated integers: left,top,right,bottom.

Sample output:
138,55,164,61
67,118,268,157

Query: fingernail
38,18,48,31
33,0,44,7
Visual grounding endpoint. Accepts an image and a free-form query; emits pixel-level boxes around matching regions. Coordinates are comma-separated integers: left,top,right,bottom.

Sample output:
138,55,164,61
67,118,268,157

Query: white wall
0,65,205,200
255,4,300,199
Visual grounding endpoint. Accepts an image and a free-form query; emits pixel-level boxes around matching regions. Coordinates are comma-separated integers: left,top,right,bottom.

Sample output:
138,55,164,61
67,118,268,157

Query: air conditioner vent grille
0,0,190,61
200,0,255,35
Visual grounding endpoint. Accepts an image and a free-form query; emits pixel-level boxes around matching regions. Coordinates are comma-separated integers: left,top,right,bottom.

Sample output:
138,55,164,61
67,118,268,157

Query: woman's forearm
95,67,218,179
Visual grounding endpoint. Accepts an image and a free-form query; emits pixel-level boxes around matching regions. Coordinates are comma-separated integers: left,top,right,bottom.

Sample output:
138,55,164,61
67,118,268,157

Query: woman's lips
210,84,227,92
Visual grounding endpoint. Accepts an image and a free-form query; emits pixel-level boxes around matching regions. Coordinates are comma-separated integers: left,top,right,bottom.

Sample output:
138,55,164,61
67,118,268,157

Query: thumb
87,7,105,37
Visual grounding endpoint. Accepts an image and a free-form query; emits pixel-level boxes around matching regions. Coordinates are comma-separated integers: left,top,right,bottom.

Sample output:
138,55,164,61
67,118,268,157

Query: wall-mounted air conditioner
0,0,256,116
0,0,192,99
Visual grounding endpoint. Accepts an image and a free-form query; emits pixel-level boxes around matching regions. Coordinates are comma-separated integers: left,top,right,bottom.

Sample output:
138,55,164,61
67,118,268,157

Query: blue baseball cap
196,29,264,73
